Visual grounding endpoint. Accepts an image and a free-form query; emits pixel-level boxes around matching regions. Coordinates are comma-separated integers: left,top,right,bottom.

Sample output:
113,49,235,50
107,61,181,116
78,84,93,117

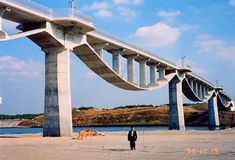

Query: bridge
0,0,234,137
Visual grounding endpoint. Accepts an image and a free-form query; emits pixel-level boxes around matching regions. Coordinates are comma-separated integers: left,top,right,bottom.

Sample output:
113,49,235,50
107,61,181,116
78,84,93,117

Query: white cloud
82,2,109,11
95,10,113,18
157,10,181,18
117,7,137,21
129,23,180,48
113,0,143,5
0,56,43,79
82,2,113,19
194,35,235,64
113,0,129,5
229,0,235,6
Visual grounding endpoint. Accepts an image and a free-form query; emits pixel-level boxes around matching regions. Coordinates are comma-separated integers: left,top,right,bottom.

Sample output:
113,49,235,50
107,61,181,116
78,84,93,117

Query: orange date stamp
184,147,220,155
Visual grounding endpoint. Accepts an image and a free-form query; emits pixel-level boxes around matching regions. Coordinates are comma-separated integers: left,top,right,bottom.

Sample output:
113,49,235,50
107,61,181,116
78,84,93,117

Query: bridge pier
169,77,185,130
43,47,72,137
208,94,220,129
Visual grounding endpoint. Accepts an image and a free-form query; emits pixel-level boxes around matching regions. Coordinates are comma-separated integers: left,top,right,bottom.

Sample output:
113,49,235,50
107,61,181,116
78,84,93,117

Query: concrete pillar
198,84,202,99
127,57,135,83
206,87,209,94
190,80,194,89
158,68,165,80
0,15,2,31
0,8,5,31
202,85,206,98
139,60,147,87
95,48,103,59
0,7,10,31
112,52,120,74
43,47,72,137
150,65,156,85
169,77,185,130
208,95,220,128
195,82,198,96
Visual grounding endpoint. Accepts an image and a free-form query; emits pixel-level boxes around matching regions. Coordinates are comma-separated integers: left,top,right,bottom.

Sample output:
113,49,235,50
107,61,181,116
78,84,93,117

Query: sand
0,129,235,160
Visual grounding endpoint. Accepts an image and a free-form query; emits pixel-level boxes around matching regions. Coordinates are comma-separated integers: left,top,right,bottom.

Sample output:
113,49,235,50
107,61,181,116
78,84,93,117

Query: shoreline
0,124,212,129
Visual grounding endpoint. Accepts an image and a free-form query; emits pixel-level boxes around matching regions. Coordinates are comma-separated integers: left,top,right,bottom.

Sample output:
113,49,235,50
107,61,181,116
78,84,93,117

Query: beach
0,129,235,160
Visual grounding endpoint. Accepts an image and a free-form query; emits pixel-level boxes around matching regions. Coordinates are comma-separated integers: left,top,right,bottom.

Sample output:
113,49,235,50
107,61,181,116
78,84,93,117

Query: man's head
131,126,134,131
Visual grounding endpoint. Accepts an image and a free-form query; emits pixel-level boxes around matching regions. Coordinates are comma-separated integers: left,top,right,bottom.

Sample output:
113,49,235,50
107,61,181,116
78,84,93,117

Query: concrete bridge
0,0,234,137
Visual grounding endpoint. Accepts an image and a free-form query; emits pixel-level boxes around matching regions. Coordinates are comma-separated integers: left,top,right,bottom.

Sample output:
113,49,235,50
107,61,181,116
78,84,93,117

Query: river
0,126,209,134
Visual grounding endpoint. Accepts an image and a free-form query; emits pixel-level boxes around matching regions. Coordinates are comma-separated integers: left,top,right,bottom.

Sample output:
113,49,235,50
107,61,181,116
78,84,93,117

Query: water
0,126,209,135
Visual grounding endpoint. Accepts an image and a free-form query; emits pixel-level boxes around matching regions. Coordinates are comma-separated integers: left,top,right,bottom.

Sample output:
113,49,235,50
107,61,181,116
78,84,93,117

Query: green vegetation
0,114,42,120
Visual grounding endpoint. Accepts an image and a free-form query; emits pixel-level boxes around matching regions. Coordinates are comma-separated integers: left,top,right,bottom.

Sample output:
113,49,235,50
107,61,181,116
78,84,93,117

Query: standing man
128,126,137,150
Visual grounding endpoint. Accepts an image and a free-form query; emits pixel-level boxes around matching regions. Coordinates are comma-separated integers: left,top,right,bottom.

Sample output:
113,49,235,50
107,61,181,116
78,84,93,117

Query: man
128,126,137,150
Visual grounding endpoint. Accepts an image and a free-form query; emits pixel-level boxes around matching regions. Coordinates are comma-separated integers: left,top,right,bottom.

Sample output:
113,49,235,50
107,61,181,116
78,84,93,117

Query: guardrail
3,0,92,24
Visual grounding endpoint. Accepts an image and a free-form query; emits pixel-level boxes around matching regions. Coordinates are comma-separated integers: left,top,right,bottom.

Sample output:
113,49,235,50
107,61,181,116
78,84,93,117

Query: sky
0,0,235,114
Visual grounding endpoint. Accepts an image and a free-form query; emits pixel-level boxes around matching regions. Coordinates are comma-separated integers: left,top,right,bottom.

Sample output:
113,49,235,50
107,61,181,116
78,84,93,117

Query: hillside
14,103,235,128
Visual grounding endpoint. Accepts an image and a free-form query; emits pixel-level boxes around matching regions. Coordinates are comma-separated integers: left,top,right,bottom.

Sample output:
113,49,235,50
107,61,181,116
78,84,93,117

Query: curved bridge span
0,0,234,137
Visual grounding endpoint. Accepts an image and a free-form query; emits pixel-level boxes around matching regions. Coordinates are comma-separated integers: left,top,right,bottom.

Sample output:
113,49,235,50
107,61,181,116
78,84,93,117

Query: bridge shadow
103,149,131,152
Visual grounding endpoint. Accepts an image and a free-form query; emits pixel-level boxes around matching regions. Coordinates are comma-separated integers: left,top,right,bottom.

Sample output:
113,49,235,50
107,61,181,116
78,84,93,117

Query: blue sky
0,0,235,114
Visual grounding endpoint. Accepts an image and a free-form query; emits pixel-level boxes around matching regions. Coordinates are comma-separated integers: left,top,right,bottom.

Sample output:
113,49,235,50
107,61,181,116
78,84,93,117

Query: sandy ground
0,129,235,160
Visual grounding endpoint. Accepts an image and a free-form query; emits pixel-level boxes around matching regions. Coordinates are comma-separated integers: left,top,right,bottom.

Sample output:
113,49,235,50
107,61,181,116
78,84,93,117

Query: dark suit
128,130,137,150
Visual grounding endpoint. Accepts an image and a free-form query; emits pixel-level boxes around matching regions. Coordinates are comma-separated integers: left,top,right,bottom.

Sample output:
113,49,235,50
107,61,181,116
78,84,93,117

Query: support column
112,52,120,74
169,77,185,130
43,47,72,137
206,87,209,94
208,95,220,129
139,60,147,87
0,13,2,31
195,82,198,95
202,85,206,98
190,80,194,89
198,84,202,99
150,65,156,85
158,68,165,80
92,43,108,59
95,48,103,59
0,8,7,37
0,8,5,31
127,57,135,83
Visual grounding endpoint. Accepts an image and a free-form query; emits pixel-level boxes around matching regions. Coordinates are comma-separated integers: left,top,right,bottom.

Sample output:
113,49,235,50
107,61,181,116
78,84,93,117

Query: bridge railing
53,9,92,24
7,0,53,16
5,0,92,24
